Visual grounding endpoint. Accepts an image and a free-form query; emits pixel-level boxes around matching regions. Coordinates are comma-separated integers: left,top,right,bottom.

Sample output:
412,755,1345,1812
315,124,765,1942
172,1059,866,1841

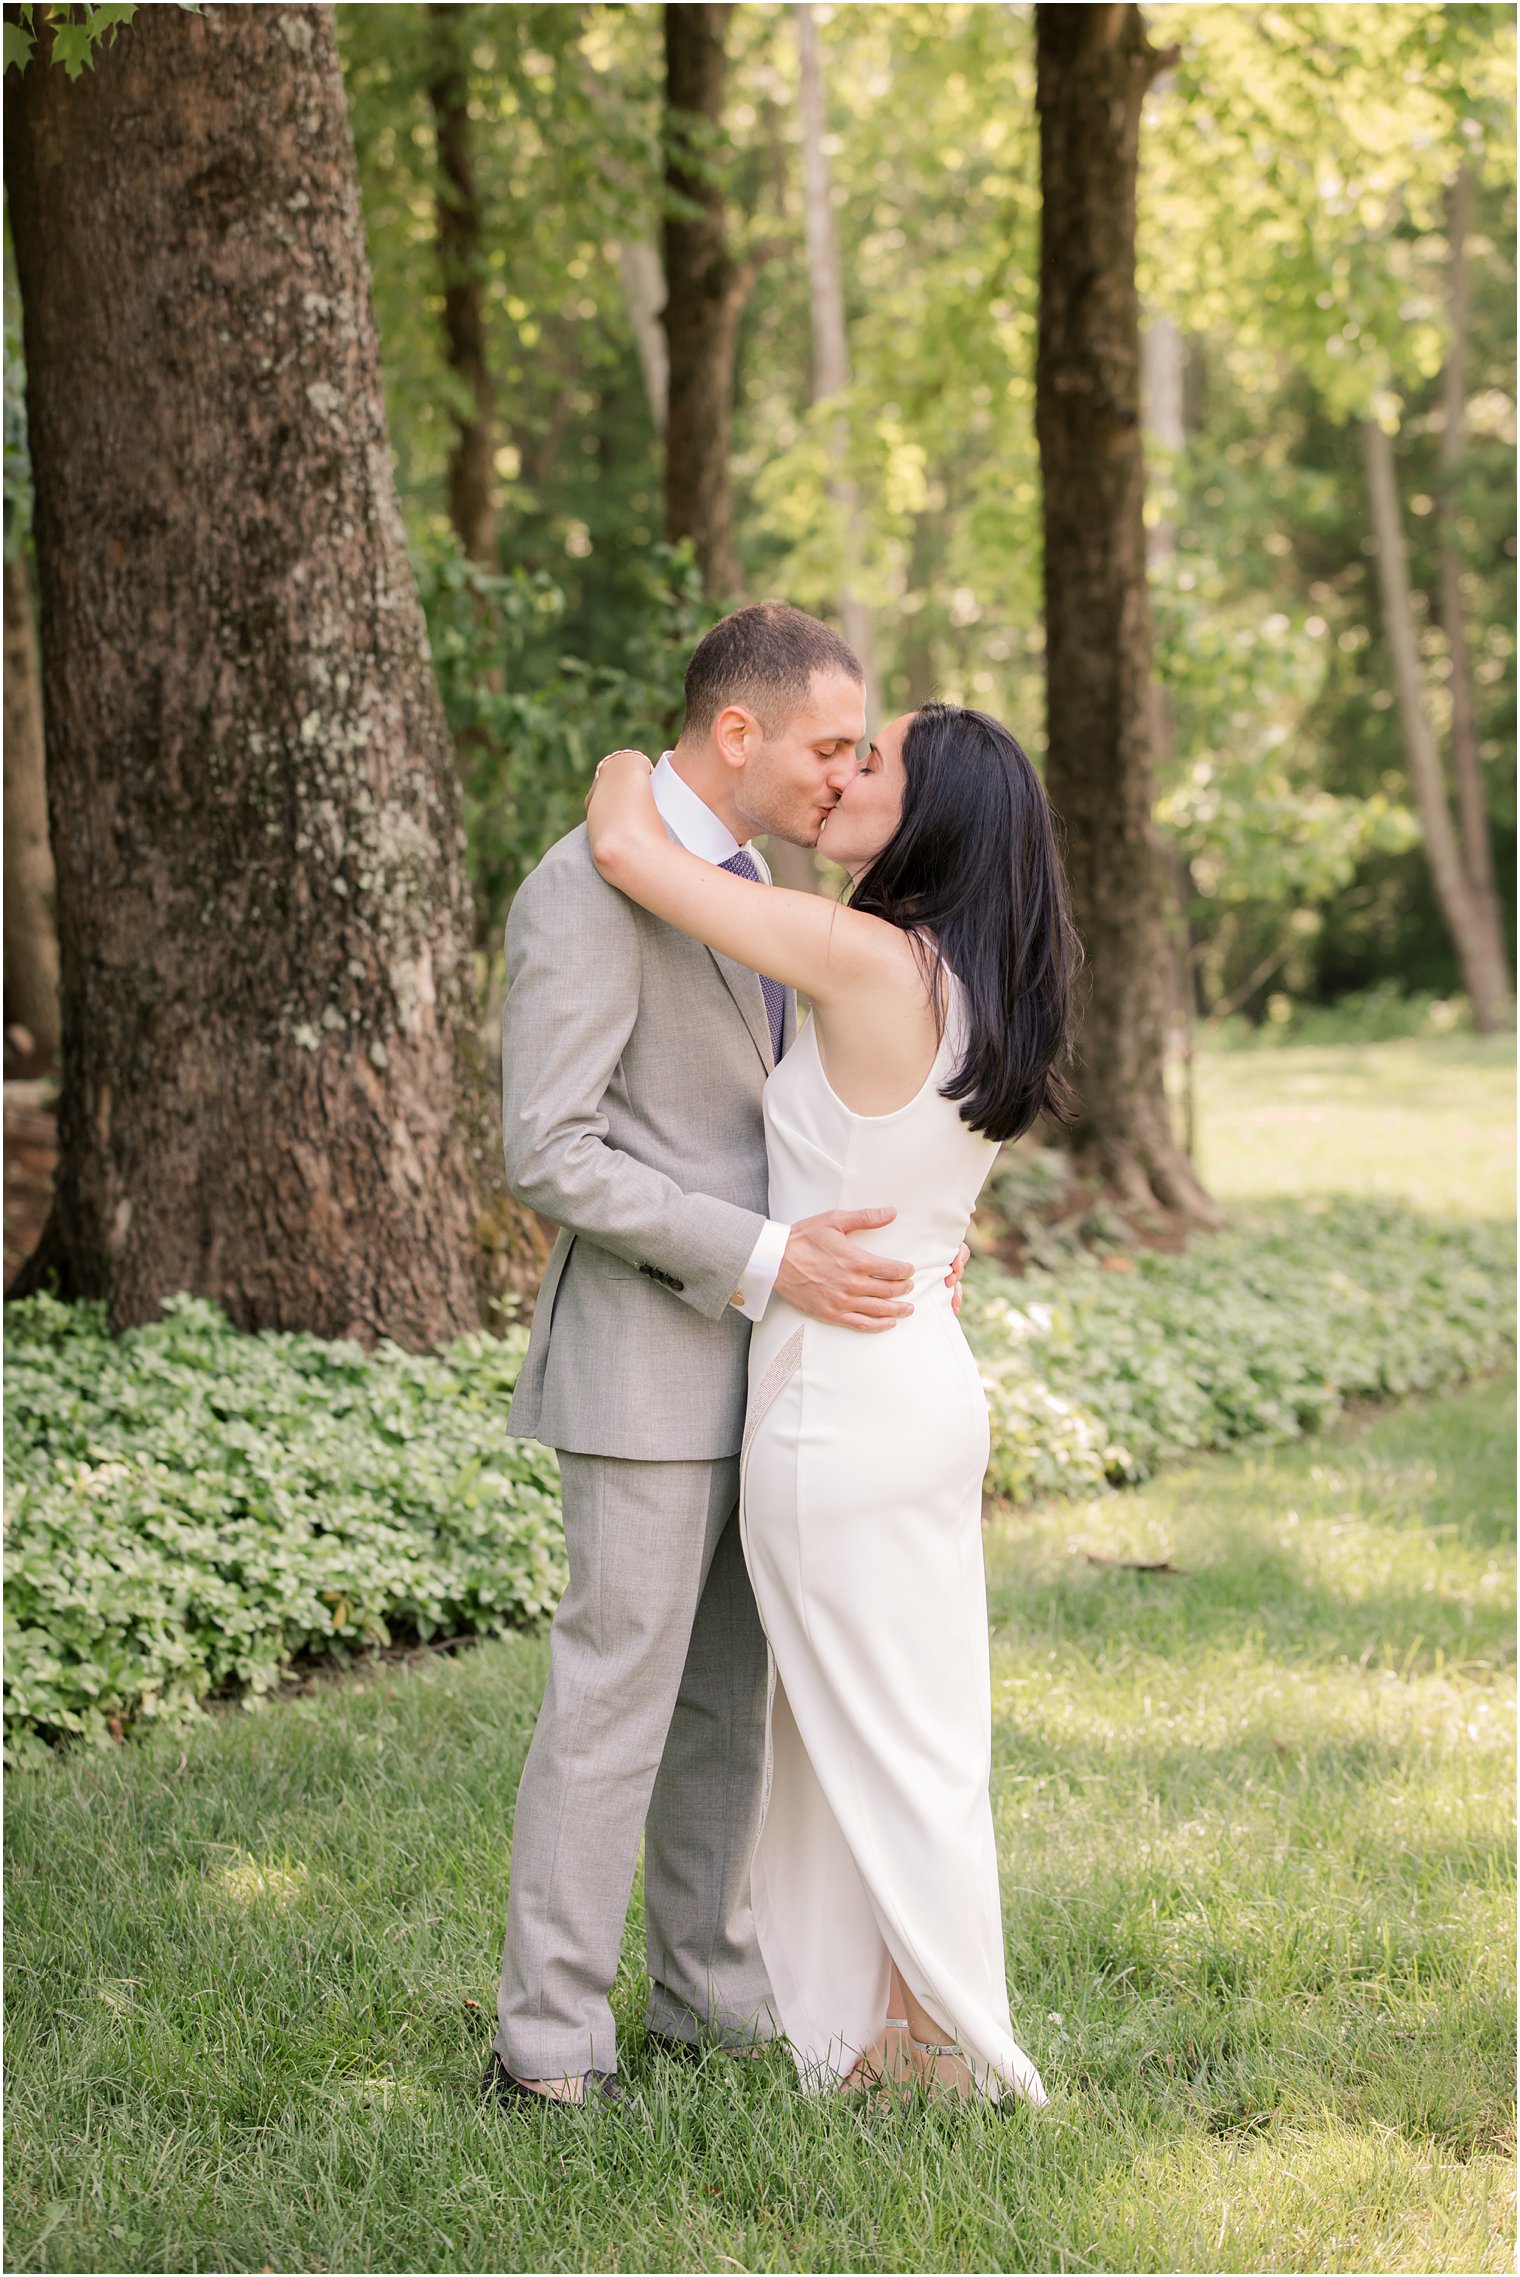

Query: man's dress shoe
481,2050,625,2116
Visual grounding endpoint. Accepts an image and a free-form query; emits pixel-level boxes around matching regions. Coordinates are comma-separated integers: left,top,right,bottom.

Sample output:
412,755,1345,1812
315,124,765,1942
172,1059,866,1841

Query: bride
585,702,1078,2108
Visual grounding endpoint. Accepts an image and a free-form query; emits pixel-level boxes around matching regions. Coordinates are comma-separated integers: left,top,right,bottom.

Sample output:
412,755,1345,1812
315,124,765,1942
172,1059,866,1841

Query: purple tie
721,847,786,1062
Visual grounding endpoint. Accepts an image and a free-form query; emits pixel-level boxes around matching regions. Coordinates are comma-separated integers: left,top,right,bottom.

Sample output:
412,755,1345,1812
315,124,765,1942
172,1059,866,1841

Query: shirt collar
651,751,750,866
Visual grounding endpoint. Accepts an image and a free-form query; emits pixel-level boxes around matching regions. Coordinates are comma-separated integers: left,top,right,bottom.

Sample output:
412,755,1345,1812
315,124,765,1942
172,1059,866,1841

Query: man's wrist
729,1217,790,1321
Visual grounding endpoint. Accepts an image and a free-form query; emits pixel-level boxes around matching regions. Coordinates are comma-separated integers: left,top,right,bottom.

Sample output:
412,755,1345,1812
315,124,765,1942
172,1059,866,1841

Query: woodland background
339,0,1518,1020
1,0,1515,1737
1,9,1514,2269
2,0,1516,1345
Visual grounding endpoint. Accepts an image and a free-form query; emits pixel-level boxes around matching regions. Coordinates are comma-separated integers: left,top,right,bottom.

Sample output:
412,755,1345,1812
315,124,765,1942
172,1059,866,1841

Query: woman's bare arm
584,750,917,1009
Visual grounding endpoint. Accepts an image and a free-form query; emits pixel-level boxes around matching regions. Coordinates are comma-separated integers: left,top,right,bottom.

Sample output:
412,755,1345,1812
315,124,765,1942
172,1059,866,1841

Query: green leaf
48,23,98,79
3,20,36,74
40,5,135,79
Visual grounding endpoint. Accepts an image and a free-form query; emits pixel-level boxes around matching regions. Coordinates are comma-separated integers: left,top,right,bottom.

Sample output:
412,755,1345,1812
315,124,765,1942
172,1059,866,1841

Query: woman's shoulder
832,921,957,1058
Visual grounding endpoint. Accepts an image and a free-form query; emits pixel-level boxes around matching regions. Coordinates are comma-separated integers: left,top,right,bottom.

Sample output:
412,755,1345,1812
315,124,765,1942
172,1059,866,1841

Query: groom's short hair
682,603,863,738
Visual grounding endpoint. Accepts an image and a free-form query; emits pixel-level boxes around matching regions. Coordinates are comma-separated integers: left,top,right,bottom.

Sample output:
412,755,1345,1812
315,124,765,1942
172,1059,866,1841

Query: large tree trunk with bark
5,4,544,1342
1363,415,1512,1032
662,2,751,600
3,552,60,1064
1033,3,1219,1223
428,0,497,568
1436,162,1507,989
794,1,877,718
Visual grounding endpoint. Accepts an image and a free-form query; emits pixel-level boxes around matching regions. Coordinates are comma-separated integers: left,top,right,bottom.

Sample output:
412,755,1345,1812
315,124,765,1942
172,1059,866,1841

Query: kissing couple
484,602,1078,2117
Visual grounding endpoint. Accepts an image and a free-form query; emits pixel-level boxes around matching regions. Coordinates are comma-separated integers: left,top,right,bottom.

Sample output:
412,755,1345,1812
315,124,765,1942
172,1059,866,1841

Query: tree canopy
6,1,1513,1027
320,2,1516,1015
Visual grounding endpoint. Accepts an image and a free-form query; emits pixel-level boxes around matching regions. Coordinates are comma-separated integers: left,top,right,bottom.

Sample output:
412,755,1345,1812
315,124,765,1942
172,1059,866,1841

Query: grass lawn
5,1374,1512,2274
5,1031,1514,2273
1179,1032,1516,1221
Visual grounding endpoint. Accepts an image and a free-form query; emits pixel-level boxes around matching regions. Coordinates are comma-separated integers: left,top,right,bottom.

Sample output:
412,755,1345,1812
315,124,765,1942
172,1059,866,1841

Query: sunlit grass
4,1377,1512,2273
1179,1032,1516,1220
5,1031,1513,2271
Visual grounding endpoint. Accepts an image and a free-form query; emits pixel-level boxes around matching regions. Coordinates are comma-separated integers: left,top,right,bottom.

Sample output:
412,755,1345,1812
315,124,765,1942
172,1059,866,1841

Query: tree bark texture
1436,162,1506,980
1033,4,1218,1221
1362,416,1512,1032
428,0,497,567
794,0,877,718
2,552,61,1063
662,1,747,600
5,4,544,1343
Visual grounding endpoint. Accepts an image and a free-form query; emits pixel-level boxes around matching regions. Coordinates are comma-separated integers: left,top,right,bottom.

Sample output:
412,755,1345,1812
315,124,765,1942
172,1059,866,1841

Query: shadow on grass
986,1374,1516,1680
3,1380,1514,2271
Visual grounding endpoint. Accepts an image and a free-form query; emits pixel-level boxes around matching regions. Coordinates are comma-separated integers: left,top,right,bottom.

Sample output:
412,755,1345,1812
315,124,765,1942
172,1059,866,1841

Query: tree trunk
1140,318,1185,561
4,4,544,1342
1363,415,1512,1032
618,238,670,436
428,0,497,567
902,513,941,706
2,552,60,1064
662,1,750,600
794,1,877,718
1141,202,1196,1155
1033,3,1218,1222
578,44,669,437
1436,161,1507,980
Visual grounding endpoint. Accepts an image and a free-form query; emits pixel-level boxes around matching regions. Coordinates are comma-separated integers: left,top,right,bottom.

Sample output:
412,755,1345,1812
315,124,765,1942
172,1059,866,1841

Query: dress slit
738,986,1048,2108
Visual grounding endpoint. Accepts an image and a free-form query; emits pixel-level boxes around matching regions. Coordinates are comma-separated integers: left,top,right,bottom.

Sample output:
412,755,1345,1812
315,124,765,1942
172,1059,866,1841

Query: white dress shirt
650,752,790,1322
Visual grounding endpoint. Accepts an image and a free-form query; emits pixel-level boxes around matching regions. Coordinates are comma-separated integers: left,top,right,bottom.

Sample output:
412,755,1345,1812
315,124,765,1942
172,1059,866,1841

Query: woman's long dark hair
848,703,1082,1145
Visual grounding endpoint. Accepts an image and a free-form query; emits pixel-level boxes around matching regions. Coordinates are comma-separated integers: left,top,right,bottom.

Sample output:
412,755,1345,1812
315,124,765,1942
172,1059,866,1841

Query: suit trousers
493,1450,775,2078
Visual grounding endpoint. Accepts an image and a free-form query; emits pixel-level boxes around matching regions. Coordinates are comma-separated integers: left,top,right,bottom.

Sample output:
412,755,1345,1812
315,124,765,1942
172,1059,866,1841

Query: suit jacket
501,821,797,1461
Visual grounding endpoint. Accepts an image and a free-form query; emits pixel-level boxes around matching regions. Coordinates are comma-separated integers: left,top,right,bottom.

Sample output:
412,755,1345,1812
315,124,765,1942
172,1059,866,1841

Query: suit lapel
709,948,774,1073
649,810,782,1072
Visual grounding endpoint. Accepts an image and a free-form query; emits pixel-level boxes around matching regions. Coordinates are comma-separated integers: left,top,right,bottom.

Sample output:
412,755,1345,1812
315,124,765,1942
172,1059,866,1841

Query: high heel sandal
908,2031,978,2102
909,2033,1051,2111
839,2016,911,2101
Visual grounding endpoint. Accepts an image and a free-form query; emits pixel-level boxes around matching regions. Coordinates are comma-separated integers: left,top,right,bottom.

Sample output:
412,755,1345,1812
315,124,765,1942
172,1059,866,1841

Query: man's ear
712,703,762,771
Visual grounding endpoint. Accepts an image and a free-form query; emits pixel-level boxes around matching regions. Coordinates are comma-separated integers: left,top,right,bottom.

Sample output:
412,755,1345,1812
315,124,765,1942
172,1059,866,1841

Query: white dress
739,979,1047,2106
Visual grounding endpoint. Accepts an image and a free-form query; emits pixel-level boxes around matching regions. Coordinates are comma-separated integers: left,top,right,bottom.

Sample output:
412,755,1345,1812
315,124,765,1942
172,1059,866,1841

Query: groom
485,603,924,2113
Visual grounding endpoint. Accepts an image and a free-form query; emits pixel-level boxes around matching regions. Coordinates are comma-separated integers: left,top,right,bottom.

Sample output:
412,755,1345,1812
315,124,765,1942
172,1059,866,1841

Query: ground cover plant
2,1303,566,1766
6,1193,1512,1764
3,1374,1512,2273
964,1196,1514,1502
4,1030,1514,2270
6,1036,1514,1763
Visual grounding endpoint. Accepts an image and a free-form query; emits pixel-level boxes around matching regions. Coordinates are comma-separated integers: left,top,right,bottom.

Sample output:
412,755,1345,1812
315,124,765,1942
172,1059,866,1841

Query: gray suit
493,821,795,2078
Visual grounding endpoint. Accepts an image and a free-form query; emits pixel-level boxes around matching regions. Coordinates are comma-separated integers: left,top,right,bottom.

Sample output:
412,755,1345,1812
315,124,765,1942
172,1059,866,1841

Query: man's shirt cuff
730,1218,789,1321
